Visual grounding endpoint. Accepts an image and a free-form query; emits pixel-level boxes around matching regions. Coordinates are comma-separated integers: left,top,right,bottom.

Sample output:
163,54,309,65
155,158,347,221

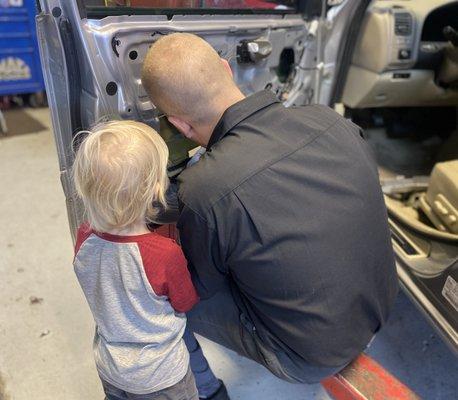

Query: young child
72,120,199,400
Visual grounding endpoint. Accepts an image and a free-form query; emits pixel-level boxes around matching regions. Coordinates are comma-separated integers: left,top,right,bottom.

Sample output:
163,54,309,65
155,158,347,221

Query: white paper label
0,57,31,81
442,275,458,312
0,0,23,7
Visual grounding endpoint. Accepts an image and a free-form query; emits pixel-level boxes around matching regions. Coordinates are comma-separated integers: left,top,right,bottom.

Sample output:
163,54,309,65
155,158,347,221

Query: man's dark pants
187,282,346,384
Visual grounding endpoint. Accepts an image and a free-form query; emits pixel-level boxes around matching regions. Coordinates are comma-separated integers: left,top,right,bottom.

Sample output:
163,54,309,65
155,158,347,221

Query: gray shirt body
74,230,189,394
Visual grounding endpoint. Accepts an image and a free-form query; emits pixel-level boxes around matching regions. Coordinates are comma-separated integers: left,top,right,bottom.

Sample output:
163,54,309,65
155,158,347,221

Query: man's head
141,33,245,146
72,121,169,232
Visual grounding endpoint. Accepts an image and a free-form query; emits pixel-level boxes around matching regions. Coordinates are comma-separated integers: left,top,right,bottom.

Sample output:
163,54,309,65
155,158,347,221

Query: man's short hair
141,33,235,123
72,120,169,232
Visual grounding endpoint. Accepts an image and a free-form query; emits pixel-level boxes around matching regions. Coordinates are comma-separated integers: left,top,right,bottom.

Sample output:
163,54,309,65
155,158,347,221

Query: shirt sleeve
164,245,200,313
177,204,228,299
154,181,180,225
74,223,93,255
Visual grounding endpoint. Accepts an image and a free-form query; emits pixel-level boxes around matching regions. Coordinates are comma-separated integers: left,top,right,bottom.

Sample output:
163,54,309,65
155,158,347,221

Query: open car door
36,0,370,238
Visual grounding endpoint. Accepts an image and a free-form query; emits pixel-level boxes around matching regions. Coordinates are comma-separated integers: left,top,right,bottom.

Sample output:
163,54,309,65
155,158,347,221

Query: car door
35,0,370,239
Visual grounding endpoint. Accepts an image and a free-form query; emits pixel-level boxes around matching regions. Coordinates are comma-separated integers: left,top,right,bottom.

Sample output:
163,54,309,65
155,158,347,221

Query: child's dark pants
101,366,198,400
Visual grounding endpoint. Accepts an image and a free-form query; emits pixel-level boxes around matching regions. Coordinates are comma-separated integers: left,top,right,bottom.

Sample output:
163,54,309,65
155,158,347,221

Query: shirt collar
207,90,280,150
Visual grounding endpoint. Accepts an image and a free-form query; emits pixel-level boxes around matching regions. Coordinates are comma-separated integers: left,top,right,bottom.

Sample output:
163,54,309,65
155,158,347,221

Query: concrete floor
0,108,457,400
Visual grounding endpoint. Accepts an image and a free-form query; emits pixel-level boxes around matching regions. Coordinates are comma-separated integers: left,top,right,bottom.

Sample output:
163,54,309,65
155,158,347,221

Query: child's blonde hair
72,120,169,232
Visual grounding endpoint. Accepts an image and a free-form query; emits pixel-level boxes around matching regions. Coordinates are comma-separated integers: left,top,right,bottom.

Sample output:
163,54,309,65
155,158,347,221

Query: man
141,33,398,390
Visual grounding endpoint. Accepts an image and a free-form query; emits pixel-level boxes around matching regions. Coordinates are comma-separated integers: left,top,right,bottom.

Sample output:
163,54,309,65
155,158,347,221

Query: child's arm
140,239,199,313
164,245,200,313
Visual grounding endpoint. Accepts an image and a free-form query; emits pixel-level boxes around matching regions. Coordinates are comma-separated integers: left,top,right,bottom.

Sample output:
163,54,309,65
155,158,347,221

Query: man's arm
155,148,206,225
154,181,180,224
178,204,228,299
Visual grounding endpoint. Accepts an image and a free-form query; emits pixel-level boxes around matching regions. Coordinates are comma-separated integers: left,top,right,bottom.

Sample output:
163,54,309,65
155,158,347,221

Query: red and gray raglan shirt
73,224,199,394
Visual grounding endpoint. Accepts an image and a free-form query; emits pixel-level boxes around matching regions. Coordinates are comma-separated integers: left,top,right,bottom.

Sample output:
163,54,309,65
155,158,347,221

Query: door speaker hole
52,7,62,18
277,48,295,84
106,82,118,96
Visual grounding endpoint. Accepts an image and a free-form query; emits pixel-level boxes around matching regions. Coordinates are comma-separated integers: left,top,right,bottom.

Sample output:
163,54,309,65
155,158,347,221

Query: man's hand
187,147,206,168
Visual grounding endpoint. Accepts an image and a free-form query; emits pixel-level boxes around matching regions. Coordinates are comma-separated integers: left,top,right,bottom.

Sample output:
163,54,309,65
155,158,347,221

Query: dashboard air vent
394,12,413,36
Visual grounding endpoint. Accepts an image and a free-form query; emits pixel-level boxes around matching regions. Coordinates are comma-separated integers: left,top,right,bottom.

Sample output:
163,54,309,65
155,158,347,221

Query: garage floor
0,108,457,400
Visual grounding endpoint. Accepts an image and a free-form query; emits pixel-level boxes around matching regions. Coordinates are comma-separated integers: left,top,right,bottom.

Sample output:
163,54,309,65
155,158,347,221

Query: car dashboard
342,0,458,108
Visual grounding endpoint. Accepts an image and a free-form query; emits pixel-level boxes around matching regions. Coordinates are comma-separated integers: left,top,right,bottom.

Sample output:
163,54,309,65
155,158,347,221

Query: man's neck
201,89,246,146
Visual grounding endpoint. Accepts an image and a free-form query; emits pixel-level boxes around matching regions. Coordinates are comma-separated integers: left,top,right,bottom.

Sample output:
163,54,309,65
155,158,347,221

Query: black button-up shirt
177,90,398,367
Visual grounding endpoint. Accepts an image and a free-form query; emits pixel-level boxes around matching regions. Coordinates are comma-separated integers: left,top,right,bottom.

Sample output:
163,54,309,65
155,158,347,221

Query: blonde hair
72,120,169,232
141,33,237,123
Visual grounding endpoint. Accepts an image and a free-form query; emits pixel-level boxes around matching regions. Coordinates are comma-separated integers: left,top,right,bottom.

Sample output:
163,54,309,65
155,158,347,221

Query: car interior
341,0,458,352
341,0,458,245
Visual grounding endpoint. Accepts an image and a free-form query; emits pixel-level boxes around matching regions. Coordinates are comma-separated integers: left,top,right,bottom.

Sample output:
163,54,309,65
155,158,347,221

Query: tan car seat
419,160,458,234
384,160,458,241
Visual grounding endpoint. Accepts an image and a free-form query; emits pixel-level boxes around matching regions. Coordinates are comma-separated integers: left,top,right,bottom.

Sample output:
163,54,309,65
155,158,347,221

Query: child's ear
167,116,193,140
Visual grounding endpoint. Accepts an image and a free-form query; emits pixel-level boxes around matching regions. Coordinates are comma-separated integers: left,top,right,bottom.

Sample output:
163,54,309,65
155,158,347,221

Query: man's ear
167,116,193,140
220,58,233,78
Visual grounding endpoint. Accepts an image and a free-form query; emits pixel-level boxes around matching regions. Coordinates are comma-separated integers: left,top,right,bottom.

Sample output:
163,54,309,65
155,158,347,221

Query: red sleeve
164,246,200,313
139,238,199,313
74,222,93,255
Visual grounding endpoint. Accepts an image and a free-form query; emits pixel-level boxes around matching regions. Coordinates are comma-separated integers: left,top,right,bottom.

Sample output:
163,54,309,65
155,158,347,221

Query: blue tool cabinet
0,0,44,97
